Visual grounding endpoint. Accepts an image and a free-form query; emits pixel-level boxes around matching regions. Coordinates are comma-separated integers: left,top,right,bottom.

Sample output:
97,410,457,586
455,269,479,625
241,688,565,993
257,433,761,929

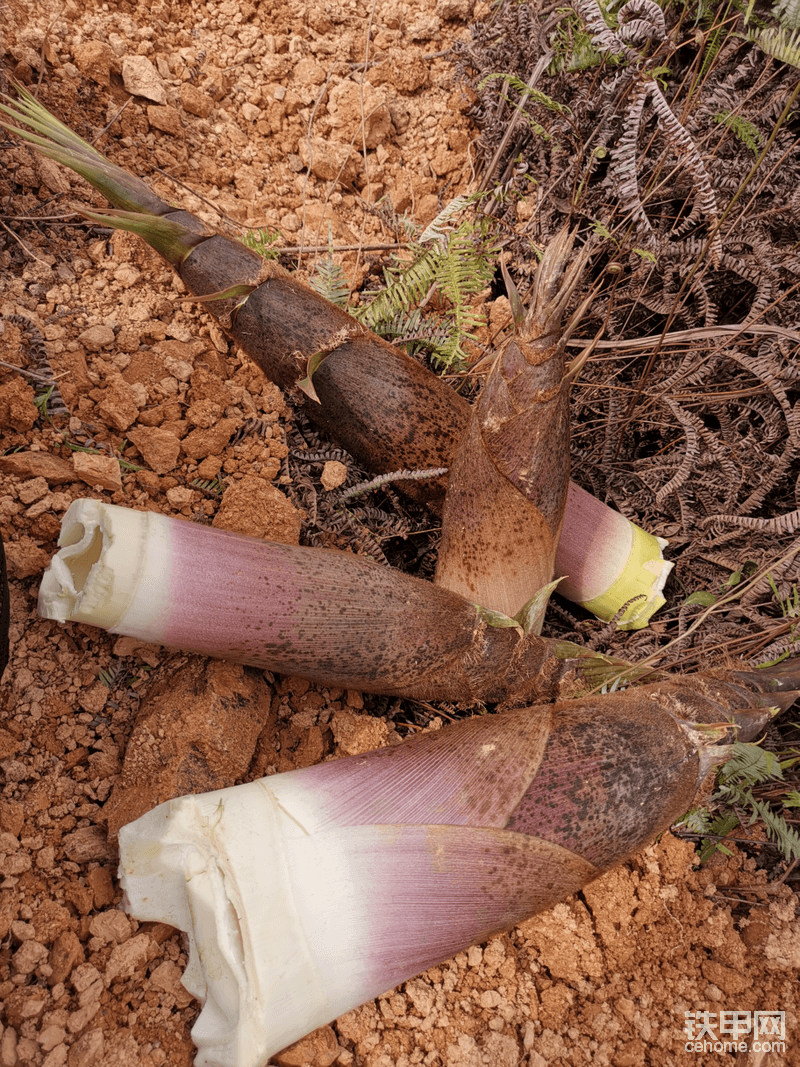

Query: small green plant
309,229,350,308
759,576,800,665
548,6,604,73
699,16,730,79
242,197,498,373
116,439,144,473
61,434,143,473
33,384,55,421
99,660,152,688
98,662,124,688
671,566,800,864
669,559,757,616
61,435,100,456
352,194,499,371
743,0,800,67
589,218,657,262
651,64,672,91
713,111,763,152
591,219,614,241
677,741,800,863
753,23,800,65
477,73,572,145
190,475,227,495
241,225,282,259
681,588,720,609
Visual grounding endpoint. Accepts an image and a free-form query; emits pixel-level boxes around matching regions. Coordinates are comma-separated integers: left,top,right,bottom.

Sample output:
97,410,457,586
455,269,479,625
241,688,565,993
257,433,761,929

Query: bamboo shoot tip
579,528,673,630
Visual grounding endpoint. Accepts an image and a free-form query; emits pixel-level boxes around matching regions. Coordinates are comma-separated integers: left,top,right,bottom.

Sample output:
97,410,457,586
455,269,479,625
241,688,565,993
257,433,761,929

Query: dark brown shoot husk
177,238,462,506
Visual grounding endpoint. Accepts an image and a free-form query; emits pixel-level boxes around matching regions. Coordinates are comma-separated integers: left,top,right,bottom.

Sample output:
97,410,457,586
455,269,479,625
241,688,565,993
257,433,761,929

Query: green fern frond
549,23,604,71
419,194,477,243
190,476,227,494
241,226,281,260
548,8,598,72
395,211,421,241
477,73,572,116
373,306,427,340
697,810,740,862
310,258,350,307
354,200,498,370
713,111,763,152
678,807,714,834
681,741,800,862
359,246,488,369
699,20,728,78
591,218,615,241
476,73,569,146
752,23,800,67
773,0,800,31
435,241,493,362
309,230,351,307
374,307,451,350
355,249,440,332
717,742,783,786
749,797,800,861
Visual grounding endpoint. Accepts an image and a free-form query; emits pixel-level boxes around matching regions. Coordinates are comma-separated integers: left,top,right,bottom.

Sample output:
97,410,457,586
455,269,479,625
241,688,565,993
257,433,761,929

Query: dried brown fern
457,0,800,667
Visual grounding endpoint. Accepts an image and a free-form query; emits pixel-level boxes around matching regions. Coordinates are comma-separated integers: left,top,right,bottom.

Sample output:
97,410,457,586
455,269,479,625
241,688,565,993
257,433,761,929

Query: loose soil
1,2,798,1067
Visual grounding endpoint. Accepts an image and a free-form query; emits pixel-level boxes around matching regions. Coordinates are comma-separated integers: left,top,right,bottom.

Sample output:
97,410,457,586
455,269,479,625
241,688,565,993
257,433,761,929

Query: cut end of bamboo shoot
118,781,321,1067
114,682,744,1066
38,499,169,631
556,484,672,630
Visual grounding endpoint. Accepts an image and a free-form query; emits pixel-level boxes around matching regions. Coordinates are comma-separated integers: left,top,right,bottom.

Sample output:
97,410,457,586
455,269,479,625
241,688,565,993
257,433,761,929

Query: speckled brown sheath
436,230,582,618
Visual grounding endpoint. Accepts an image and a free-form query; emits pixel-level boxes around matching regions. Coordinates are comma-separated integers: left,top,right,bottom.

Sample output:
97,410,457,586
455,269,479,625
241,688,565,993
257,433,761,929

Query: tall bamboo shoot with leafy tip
38,499,634,704
117,671,797,1067
1,88,671,627
435,229,588,627
0,87,460,509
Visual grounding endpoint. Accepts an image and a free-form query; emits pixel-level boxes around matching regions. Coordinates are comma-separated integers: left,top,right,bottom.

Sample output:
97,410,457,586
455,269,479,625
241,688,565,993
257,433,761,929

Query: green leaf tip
474,604,523,635
0,82,106,162
514,578,564,636
191,283,257,305
79,208,207,266
296,326,361,404
0,84,172,217
296,349,331,404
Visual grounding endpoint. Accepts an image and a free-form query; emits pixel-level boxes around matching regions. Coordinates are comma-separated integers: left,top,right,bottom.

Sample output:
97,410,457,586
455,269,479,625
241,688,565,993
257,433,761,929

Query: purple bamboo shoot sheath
116,677,795,1067
39,499,635,704
558,483,672,627
2,89,672,627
